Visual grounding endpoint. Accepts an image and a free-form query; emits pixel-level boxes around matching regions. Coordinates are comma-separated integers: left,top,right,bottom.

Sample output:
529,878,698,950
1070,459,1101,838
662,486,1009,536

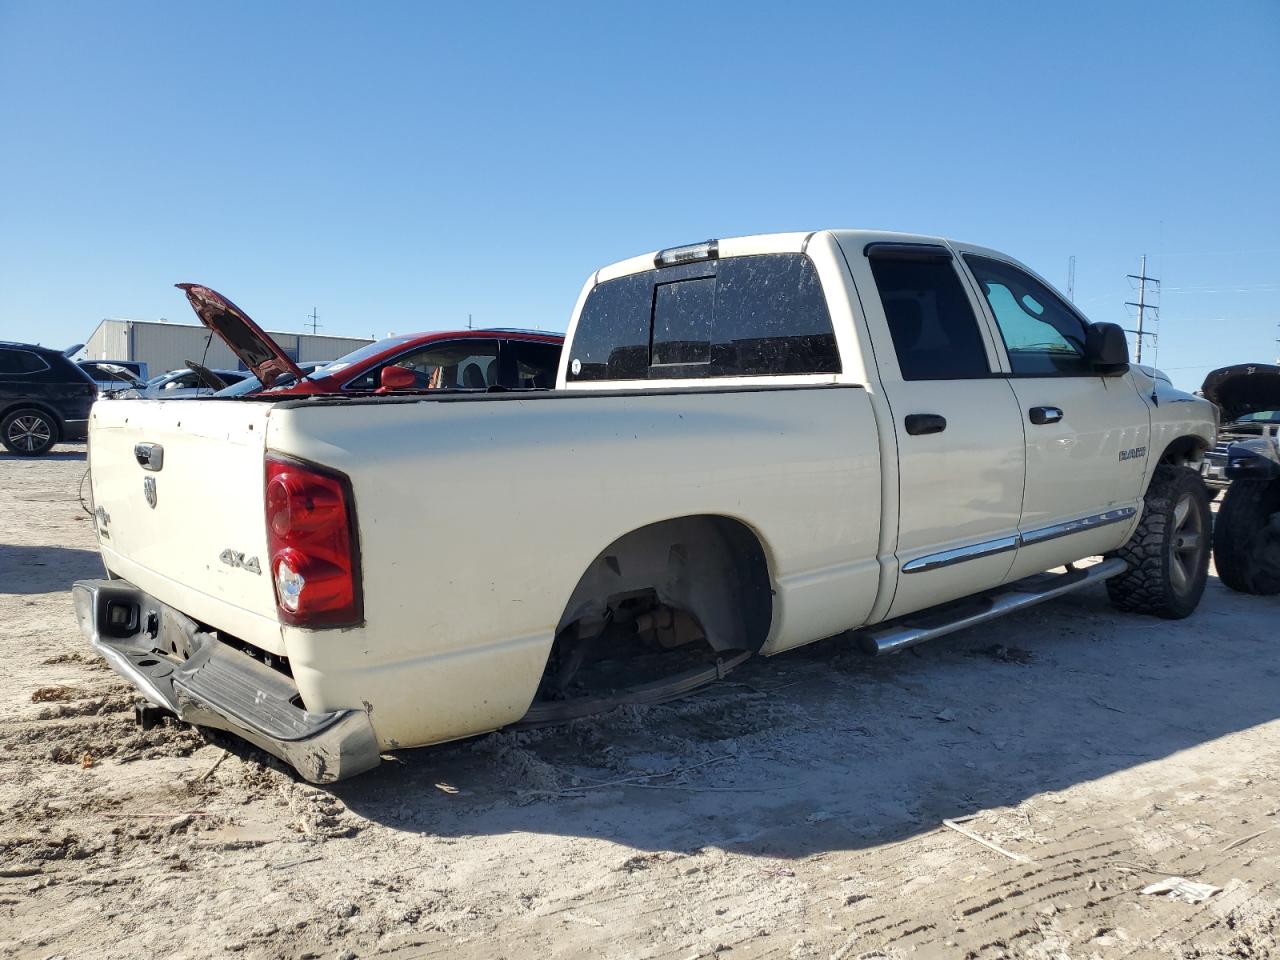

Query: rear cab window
566,253,841,383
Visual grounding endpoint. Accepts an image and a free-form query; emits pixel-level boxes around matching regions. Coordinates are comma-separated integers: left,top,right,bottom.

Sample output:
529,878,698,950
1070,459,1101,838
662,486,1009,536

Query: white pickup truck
74,230,1217,782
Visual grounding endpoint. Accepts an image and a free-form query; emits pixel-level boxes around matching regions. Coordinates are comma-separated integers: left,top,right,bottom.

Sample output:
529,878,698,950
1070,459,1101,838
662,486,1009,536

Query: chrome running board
856,557,1128,656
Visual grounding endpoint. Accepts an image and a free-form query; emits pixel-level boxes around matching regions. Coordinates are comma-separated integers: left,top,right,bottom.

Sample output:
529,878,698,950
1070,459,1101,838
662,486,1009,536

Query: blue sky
1,1,1276,389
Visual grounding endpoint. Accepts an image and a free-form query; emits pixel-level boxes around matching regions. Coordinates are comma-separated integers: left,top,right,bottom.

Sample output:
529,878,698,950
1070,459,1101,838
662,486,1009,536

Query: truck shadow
0,544,103,594
335,576,1279,860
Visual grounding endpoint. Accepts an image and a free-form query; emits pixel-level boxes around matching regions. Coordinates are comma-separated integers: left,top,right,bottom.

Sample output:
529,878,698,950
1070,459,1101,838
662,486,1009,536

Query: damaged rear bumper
71,578,380,783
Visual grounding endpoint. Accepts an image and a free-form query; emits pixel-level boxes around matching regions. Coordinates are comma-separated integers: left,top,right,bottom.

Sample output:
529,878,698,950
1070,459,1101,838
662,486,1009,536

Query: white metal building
82,319,374,378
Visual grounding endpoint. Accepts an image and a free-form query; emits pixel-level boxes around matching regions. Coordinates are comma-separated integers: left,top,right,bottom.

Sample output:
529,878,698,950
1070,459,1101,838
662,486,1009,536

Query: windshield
1237,410,1280,423
306,336,416,380
214,375,264,397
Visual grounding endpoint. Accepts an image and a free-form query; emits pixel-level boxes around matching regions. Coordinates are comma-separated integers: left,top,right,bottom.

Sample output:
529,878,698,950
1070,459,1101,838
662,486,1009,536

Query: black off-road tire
1212,478,1280,595
1106,464,1212,619
1,408,58,456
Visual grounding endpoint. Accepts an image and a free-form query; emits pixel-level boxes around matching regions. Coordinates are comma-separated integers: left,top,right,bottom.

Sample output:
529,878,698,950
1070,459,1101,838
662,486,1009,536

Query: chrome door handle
1029,406,1063,425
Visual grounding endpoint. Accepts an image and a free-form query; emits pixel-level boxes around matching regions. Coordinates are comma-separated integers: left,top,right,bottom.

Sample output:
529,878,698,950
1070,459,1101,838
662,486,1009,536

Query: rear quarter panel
268,386,882,749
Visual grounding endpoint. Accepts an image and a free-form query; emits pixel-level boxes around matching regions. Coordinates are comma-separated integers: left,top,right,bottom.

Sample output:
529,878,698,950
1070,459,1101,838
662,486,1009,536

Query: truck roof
591,229,964,284
586,229,1047,306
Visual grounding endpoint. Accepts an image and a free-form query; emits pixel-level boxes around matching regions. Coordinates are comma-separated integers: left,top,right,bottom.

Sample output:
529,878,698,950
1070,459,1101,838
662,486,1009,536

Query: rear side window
567,254,840,382
0,349,51,375
868,255,990,380
964,255,1090,376
507,340,561,388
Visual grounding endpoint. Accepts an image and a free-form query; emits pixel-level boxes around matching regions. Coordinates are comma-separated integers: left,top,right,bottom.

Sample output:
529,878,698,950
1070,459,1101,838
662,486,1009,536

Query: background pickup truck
74,230,1217,782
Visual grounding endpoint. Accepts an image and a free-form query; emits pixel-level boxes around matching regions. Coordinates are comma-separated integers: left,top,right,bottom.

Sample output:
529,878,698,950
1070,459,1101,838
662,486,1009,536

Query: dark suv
0,342,97,456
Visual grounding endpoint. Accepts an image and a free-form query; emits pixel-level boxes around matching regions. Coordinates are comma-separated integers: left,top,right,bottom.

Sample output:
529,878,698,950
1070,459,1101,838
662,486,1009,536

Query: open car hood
176,283,305,388
1201,363,1280,423
182,359,230,392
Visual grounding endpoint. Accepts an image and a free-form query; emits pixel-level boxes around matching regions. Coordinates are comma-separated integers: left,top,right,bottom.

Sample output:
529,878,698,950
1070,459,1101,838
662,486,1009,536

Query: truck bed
88,385,884,750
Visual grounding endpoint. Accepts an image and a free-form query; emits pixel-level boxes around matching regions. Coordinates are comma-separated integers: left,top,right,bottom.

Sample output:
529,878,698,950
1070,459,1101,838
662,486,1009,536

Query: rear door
958,252,1151,580
845,242,1028,620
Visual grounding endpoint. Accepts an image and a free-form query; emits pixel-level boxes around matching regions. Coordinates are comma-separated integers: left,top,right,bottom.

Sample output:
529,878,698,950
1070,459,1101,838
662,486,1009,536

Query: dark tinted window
0,349,50,375
568,272,653,380
868,256,990,380
964,256,1090,376
567,254,839,381
652,276,715,367
507,340,561,388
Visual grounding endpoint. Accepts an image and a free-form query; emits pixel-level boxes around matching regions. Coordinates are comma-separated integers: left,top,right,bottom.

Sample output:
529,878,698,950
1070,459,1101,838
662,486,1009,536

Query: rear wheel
1,408,57,456
1107,465,1211,618
1212,478,1280,595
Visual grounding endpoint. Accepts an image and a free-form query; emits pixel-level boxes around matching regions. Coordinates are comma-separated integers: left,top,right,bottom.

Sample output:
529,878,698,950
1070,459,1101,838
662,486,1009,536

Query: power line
1124,255,1159,364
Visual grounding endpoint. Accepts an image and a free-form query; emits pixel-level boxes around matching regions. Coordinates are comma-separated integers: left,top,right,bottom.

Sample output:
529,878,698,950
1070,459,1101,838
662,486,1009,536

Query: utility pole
467,313,473,330
306,307,321,335
1067,255,1076,303
1124,256,1159,364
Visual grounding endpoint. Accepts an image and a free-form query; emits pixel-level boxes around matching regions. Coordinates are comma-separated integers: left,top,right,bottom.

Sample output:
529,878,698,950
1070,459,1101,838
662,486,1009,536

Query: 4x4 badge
219,549,261,575
143,476,158,509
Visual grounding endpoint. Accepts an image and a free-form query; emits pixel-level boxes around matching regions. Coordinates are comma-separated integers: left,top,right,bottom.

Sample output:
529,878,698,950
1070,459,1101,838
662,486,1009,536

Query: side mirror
1085,322,1129,375
378,366,417,391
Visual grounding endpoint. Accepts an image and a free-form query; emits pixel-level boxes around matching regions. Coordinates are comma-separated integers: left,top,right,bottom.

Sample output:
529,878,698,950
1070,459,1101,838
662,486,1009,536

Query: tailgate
89,398,286,654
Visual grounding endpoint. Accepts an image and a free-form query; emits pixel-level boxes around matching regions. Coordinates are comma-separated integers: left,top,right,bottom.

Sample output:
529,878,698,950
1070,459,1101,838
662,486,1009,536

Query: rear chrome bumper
71,578,380,783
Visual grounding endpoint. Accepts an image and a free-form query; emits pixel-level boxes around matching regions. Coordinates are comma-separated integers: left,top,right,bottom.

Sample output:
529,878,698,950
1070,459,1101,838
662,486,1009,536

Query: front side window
965,256,1090,376
566,254,840,382
348,340,500,390
868,255,991,380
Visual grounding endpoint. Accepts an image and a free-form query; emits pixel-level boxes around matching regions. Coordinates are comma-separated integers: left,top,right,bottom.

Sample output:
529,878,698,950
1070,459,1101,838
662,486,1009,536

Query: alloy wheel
1170,491,1206,595
6,414,52,453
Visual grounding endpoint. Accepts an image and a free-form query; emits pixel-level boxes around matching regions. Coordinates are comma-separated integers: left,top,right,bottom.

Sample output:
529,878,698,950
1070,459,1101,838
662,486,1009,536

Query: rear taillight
265,455,362,627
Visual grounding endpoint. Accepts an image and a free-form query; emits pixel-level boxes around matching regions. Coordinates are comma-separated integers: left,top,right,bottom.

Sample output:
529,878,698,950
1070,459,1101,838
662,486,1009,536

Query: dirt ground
1,449,1278,960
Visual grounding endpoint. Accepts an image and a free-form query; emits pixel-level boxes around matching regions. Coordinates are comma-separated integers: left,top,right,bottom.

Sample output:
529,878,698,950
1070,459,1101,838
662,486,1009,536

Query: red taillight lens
265,456,362,627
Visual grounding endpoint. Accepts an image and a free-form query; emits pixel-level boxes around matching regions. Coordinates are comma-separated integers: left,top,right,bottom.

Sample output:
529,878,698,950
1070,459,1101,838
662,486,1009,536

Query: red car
177,284,563,395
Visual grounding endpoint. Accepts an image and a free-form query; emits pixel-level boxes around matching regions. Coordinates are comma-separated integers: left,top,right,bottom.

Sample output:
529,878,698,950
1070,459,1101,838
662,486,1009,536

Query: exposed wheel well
555,515,774,654
1159,435,1208,466
0,402,65,440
